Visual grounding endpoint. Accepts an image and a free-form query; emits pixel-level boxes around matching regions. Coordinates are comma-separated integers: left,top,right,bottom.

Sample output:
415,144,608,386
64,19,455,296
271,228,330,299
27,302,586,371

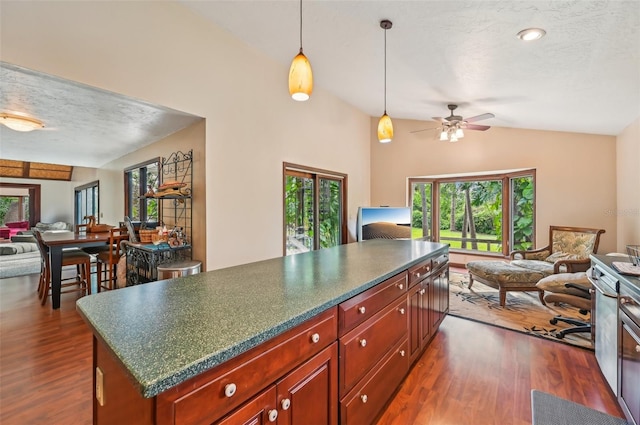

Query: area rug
449,272,593,350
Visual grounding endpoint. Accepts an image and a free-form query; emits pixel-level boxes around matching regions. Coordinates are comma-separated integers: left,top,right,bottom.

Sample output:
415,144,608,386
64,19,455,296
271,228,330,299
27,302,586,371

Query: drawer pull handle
268,409,278,422
224,383,237,398
399,308,405,315
636,345,640,353
420,289,426,295
398,283,404,290
360,339,367,347
281,398,291,410
416,272,421,278
358,306,366,314
311,333,320,344
400,350,406,357
361,394,368,403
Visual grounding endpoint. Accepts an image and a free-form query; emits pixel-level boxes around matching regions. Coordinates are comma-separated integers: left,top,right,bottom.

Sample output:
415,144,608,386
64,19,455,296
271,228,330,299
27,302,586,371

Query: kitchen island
77,239,450,424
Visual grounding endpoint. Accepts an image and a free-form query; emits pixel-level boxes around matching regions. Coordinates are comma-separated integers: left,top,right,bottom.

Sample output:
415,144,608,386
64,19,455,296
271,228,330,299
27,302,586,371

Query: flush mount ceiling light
377,19,393,144
0,112,44,132
288,0,313,101
517,28,546,41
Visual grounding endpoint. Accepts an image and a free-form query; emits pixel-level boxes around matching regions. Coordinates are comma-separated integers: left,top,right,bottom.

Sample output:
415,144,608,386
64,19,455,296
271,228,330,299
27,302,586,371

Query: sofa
0,222,73,279
0,220,29,239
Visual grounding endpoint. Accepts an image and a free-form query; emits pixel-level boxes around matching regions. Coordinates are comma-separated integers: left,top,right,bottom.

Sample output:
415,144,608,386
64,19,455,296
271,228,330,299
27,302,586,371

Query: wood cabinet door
408,284,422,363
277,343,338,425
216,387,277,425
421,279,433,347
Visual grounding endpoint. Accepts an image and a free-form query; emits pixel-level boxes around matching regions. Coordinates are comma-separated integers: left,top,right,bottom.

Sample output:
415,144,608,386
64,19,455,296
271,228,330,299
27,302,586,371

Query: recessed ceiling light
517,28,546,41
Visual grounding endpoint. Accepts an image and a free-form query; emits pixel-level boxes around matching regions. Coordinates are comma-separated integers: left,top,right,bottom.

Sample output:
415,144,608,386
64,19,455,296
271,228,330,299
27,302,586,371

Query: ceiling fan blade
410,126,439,134
464,113,494,123
465,124,491,131
432,117,447,123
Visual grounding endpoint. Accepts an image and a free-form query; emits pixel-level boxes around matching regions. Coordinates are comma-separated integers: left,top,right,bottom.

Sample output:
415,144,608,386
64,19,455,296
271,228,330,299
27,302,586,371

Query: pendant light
289,0,313,101
377,20,393,143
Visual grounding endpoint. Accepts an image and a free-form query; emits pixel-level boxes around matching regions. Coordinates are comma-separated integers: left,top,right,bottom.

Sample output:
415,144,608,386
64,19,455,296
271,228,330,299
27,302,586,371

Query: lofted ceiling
0,1,638,170
183,0,639,135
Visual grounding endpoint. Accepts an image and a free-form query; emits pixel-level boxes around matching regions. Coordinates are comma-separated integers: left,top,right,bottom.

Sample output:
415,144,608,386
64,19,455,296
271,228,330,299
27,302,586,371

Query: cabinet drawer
432,253,448,273
339,272,407,335
340,338,409,425
339,297,408,396
408,259,431,287
169,308,338,425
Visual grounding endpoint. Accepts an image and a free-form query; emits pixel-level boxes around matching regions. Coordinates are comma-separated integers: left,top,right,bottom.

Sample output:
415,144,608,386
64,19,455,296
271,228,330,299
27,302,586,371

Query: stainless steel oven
590,265,619,396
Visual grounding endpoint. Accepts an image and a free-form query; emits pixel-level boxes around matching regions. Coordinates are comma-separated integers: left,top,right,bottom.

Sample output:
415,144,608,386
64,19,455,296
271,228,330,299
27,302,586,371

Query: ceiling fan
411,104,495,142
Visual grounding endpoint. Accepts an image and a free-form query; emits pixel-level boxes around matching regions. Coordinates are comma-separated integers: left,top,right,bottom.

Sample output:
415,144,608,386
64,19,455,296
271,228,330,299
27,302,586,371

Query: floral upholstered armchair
510,225,605,274
466,225,605,306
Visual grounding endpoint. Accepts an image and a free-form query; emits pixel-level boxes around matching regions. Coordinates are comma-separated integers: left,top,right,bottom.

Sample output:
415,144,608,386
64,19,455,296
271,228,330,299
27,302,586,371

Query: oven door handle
592,282,618,298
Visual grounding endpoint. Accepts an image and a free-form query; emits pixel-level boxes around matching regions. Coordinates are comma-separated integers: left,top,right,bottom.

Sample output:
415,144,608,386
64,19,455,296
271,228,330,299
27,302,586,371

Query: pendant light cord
299,0,303,52
383,26,387,113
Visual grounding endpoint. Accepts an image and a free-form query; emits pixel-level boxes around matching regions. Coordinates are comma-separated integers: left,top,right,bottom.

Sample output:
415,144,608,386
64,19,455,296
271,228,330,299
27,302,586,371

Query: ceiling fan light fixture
378,19,393,143
289,0,313,101
439,129,448,141
0,112,44,132
449,132,459,142
517,28,546,41
455,127,464,138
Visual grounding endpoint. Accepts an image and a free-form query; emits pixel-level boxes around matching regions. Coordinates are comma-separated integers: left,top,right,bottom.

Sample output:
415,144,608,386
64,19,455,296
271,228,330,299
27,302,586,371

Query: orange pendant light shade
377,112,393,143
289,50,313,101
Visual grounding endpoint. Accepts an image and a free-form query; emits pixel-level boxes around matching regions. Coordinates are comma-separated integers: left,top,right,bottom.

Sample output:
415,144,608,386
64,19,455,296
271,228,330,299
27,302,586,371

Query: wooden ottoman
466,260,546,307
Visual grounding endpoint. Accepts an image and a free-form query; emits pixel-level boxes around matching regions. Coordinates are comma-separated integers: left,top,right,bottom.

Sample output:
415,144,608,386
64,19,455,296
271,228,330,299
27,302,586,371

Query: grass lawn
411,228,501,252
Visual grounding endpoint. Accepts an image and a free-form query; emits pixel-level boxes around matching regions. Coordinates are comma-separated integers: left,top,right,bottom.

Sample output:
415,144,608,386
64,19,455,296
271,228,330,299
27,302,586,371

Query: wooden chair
96,227,129,291
34,230,92,306
466,225,605,306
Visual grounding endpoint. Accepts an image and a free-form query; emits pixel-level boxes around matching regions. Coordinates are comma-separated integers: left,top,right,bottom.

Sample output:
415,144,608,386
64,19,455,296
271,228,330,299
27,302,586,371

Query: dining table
40,230,111,309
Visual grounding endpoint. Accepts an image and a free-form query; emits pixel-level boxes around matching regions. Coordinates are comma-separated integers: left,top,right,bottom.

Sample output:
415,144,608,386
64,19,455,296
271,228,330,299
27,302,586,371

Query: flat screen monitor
357,206,411,242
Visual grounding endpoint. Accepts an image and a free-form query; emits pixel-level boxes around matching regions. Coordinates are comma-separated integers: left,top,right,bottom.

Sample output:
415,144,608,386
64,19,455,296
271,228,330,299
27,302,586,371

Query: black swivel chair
536,274,592,339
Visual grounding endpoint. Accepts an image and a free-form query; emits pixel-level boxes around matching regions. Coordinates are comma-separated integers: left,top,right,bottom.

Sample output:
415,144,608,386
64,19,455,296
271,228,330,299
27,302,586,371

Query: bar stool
157,260,202,280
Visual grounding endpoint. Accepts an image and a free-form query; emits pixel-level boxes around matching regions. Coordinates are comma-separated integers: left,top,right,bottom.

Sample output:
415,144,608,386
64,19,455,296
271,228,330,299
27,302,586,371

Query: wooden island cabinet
78,240,449,425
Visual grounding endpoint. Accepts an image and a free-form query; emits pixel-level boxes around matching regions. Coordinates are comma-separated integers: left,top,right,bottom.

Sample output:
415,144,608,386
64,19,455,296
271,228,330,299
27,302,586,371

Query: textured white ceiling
0,63,202,168
1,1,638,170
184,0,640,135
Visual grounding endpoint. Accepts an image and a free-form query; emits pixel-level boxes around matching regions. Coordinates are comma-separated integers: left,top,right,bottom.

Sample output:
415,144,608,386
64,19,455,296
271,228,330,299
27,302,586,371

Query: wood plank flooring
0,272,625,425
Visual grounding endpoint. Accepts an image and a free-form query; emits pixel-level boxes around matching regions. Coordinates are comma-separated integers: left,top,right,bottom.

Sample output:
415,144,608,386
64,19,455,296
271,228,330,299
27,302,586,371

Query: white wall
370,117,619,255
1,165,96,224
616,117,640,251
1,1,371,269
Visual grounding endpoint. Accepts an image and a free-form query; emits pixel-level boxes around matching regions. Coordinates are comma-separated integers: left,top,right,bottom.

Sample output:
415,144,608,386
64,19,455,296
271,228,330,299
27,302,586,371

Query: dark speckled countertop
76,239,448,398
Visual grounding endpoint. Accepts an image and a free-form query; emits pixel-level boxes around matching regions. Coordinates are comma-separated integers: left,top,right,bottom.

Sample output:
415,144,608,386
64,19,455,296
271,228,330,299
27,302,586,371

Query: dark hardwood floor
0,272,624,425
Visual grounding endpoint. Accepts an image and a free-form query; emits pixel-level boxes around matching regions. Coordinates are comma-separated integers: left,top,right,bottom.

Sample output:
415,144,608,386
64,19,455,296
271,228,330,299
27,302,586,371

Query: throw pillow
0,246,18,255
5,221,29,229
11,235,37,243
545,251,582,263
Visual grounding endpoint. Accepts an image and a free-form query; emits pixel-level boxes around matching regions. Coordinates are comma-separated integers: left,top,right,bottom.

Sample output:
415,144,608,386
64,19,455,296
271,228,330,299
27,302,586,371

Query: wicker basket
152,233,169,245
139,229,157,243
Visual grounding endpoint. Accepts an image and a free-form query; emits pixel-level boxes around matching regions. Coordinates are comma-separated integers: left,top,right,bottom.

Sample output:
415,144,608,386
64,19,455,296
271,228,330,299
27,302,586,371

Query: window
0,194,29,225
74,181,99,225
409,170,535,256
125,159,159,223
283,163,348,255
